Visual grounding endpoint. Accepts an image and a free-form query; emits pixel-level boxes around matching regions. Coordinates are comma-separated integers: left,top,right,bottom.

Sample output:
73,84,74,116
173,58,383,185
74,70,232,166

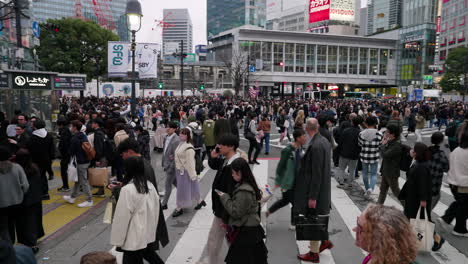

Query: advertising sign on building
309,0,330,23
330,0,355,22
164,42,180,55
54,75,86,90
11,72,54,90
136,43,159,79
100,82,141,97
108,41,130,78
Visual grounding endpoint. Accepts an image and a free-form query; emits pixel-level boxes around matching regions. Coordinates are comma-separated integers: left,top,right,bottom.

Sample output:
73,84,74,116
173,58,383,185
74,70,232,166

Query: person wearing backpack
90,118,109,198
377,124,402,205
63,120,93,208
202,113,216,161
188,121,205,175
172,128,205,217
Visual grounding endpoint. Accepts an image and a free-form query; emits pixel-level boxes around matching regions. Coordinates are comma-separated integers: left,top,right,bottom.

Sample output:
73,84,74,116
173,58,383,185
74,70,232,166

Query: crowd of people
0,95,467,264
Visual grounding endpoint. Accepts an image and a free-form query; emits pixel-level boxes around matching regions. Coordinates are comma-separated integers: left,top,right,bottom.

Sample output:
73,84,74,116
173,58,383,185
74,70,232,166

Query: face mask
179,134,188,142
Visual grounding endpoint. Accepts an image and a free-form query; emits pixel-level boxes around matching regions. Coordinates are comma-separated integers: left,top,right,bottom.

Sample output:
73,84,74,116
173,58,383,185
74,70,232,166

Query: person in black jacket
90,118,109,197
63,120,93,208
213,111,231,144
57,118,72,192
336,116,362,189
10,149,44,254
26,119,55,200
198,134,240,264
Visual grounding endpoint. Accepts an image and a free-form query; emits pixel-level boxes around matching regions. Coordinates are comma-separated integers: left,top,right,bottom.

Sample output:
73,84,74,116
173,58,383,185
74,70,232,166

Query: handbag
245,122,256,141
295,213,329,241
88,167,109,187
410,206,434,252
67,156,78,182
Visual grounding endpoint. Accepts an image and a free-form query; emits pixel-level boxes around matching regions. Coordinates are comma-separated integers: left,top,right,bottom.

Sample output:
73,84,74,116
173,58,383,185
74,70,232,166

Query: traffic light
199,83,205,90
277,62,284,66
44,23,60,33
158,81,163,89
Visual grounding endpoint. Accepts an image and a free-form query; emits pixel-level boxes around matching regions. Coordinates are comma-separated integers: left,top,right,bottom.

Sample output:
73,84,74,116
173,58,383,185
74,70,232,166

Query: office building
208,26,398,96
266,4,309,32
162,9,193,55
367,0,403,35
32,0,129,41
359,7,368,36
438,0,466,65
207,0,267,38
397,0,438,90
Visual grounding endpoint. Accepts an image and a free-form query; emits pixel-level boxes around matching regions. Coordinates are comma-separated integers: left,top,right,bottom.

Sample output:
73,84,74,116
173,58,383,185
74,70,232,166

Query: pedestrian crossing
107,159,468,264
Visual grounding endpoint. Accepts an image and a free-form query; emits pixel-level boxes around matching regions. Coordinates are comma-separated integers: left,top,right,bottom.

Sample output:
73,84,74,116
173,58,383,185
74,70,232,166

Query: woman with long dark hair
217,158,268,264
110,156,162,264
9,148,44,253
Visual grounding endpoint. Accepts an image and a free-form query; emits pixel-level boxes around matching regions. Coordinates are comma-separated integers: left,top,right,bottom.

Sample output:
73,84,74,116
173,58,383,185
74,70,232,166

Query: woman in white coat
172,128,205,217
110,156,161,264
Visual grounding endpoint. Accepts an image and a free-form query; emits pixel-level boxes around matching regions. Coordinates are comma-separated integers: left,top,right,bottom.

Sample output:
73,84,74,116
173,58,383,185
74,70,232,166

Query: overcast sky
136,0,208,48
136,0,367,49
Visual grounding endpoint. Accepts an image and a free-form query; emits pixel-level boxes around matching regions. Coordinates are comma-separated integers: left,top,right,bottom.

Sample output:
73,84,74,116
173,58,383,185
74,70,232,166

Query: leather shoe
432,238,445,252
194,200,206,210
172,209,183,217
298,252,319,263
319,240,334,252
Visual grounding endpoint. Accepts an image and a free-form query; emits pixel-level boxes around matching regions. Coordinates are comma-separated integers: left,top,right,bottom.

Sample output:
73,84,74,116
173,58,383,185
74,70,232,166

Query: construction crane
90,0,115,30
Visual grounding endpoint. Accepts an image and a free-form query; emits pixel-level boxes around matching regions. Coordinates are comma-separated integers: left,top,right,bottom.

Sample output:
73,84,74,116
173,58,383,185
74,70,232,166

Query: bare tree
219,50,249,96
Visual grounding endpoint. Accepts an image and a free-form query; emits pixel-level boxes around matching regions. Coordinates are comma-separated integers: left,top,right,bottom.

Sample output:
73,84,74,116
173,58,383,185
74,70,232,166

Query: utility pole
246,54,250,98
14,0,22,48
180,39,184,98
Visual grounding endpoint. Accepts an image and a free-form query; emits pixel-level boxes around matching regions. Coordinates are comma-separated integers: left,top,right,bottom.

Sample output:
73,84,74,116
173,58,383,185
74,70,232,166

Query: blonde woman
172,128,205,217
353,204,418,264
294,110,305,129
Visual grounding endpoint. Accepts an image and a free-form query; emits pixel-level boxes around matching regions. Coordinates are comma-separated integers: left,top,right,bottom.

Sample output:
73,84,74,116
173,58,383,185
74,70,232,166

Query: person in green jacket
265,129,307,223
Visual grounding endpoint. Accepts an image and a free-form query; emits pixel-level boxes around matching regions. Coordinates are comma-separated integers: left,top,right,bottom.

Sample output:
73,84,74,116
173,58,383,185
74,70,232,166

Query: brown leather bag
82,142,96,161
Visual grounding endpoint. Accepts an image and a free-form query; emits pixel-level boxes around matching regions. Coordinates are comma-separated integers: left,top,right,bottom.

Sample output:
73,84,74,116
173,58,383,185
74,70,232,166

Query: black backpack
445,121,458,138
400,143,412,172
187,147,204,175
103,136,116,163
192,128,204,149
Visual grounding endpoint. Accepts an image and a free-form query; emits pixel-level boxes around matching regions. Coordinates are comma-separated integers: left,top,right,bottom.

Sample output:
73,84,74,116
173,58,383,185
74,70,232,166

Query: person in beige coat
110,157,161,264
172,128,205,217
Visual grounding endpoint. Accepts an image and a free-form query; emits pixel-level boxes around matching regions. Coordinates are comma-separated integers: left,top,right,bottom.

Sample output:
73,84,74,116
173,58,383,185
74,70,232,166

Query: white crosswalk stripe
109,159,468,264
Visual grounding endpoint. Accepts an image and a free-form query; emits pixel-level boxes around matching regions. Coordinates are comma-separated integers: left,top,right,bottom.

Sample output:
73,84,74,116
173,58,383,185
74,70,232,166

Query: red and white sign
436,16,441,33
330,0,355,22
309,0,330,23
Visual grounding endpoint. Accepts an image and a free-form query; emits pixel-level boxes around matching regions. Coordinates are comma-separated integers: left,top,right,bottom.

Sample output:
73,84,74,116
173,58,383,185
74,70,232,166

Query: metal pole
180,39,184,98
247,54,250,98
96,77,100,98
131,31,136,116
14,0,22,48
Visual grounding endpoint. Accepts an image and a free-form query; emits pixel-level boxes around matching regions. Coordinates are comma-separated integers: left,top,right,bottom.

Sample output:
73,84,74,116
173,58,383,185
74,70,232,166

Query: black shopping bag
295,214,329,241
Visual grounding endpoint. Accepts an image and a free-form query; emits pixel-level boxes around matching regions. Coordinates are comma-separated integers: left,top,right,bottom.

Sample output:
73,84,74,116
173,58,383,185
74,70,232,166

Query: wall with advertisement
309,0,355,23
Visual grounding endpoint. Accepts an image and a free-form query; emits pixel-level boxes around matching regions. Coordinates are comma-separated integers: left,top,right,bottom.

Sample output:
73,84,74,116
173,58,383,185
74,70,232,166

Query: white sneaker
78,201,93,208
366,189,373,196
63,195,76,204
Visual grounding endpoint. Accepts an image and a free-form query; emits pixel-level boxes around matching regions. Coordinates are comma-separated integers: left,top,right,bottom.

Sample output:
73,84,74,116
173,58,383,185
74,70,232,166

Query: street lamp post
126,0,143,116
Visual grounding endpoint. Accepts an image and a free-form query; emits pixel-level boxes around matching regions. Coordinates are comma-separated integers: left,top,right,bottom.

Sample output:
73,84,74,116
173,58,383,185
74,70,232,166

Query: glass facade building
32,0,129,41
397,0,438,89
207,0,266,38
438,0,468,64
367,0,403,35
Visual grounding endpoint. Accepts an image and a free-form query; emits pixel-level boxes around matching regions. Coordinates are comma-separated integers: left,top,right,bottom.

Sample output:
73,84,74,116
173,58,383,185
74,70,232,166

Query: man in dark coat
26,119,55,200
117,138,169,252
213,111,231,144
296,118,333,263
90,118,108,197
57,118,72,192
336,116,362,189
377,124,402,204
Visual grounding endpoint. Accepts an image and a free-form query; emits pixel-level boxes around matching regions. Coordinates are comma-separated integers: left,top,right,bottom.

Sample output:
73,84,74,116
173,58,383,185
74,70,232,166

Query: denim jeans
438,118,448,130
261,133,270,154
362,162,378,191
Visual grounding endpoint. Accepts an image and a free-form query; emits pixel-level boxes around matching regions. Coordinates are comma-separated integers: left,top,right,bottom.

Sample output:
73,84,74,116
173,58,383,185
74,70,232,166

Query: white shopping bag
410,206,434,252
67,156,78,182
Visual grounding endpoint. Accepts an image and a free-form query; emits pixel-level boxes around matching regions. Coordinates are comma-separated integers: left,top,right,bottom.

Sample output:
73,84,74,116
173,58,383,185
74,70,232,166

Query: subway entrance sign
54,74,87,90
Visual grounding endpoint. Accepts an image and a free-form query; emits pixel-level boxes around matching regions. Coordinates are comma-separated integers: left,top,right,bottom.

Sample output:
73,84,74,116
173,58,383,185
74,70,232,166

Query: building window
379,49,388,75
458,31,465,42
349,47,358,74
262,42,272,71
285,43,295,72
296,44,305,73
327,46,337,74
273,43,284,72
317,45,327,74
306,44,315,73
460,16,466,26
369,49,378,75
339,46,348,74
359,48,368,75
439,50,447,61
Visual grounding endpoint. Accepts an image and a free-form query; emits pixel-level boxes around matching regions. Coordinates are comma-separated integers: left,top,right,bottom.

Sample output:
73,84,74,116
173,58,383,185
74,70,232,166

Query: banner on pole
137,43,159,79
108,41,129,78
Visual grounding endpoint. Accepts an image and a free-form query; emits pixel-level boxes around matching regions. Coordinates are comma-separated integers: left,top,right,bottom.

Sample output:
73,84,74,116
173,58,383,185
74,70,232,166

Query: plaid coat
428,146,449,196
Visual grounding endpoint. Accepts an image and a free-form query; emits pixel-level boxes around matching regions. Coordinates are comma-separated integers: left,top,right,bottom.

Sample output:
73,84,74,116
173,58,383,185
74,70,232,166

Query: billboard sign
12,72,54,90
136,43,159,79
54,75,86,90
108,42,159,79
330,0,355,22
309,0,330,23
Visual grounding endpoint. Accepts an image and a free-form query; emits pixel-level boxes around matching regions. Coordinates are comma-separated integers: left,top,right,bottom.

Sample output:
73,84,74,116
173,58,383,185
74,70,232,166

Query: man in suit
161,121,180,210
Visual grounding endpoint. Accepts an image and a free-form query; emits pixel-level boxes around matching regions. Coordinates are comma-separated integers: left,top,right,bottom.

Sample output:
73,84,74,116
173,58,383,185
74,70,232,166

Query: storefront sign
12,72,53,90
54,75,86,90
330,0,355,22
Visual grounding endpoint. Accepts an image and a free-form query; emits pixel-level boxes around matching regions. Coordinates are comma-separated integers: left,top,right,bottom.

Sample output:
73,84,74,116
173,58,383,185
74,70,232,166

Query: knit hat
0,146,11,161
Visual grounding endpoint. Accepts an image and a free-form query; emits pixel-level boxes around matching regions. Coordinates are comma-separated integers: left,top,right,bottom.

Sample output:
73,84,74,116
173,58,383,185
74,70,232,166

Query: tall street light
126,0,143,116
